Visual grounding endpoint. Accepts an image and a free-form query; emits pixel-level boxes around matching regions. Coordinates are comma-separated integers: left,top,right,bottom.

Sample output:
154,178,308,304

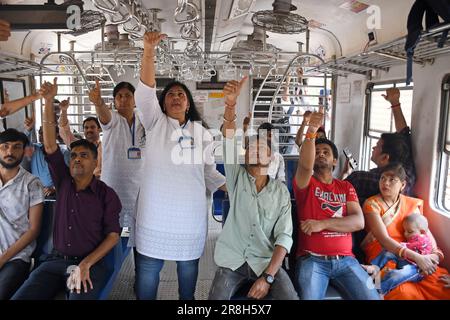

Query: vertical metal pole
57,32,61,52
101,23,105,52
262,29,267,51
306,28,310,53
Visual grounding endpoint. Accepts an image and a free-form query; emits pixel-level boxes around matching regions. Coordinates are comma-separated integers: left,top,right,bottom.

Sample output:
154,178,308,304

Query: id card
127,147,141,159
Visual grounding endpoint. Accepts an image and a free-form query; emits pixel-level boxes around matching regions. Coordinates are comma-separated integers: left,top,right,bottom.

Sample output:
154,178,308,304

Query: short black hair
69,139,98,159
0,128,29,147
257,122,275,132
83,117,101,129
380,133,411,164
380,162,407,182
317,126,326,135
315,138,338,159
113,82,135,98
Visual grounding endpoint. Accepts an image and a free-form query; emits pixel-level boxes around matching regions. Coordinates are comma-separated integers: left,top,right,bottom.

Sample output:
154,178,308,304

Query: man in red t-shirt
293,108,379,300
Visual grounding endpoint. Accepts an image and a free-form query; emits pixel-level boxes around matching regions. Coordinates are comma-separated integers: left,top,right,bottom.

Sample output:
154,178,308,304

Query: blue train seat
212,163,226,217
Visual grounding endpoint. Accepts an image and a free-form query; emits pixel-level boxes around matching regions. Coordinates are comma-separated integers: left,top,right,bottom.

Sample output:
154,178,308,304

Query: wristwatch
262,272,275,285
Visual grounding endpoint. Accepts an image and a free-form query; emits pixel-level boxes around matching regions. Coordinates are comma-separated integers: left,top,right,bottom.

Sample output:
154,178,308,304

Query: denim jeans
295,255,380,300
135,252,199,300
371,250,422,294
208,263,298,300
11,254,108,300
0,259,30,300
371,250,407,269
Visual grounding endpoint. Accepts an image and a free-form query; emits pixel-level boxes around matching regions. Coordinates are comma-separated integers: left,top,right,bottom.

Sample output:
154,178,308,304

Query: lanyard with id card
127,116,141,160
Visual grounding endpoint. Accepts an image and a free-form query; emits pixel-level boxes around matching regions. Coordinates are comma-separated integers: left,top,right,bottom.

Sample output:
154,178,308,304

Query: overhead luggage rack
0,52,56,77
316,23,450,77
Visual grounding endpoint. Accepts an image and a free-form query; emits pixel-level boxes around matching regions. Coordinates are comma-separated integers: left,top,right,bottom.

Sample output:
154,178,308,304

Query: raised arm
282,76,291,102
0,19,11,41
221,77,248,138
41,78,59,155
295,108,323,189
295,110,311,147
58,98,77,146
382,87,407,132
0,91,41,118
141,32,166,88
89,79,111,125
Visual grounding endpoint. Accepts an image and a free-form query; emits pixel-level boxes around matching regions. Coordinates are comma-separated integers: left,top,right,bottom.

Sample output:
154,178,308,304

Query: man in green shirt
209,77,298,300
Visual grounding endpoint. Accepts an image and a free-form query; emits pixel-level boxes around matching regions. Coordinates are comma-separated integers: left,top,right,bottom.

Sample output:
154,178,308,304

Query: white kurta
134,81,225,261
100,110,145,228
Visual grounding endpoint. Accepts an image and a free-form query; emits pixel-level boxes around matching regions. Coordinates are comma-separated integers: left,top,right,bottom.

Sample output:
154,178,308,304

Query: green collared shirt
214,137,293,276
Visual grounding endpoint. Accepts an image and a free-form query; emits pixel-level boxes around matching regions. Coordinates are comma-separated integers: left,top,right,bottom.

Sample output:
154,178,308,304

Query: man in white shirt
0,128,44,299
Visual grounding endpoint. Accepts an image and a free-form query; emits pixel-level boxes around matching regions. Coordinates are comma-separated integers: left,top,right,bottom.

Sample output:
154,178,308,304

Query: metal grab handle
92,0,120,14
181,22,201,40
108,2,132,25
174,0,187,17
174,1,200,24
40,52,90,90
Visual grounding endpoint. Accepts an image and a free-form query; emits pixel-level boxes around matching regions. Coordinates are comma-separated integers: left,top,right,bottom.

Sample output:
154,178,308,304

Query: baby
365,213,432,295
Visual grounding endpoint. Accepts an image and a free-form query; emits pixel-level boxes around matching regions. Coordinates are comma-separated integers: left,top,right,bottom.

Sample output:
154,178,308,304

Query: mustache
4,156,16,160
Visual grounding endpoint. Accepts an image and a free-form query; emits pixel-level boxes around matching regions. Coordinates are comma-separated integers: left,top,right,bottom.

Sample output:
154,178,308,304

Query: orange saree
362,194,450,300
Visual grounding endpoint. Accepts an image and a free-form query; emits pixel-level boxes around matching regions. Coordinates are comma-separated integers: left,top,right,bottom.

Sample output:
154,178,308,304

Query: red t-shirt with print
293,176,359,257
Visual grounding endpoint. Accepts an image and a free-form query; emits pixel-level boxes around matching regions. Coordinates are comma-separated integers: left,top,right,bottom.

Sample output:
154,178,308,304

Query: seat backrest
32,199,56,262
98,236,131,300
212,163,227,217
285,159,298,198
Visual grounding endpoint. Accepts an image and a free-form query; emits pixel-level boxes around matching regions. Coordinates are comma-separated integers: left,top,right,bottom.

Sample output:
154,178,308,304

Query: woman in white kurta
133,32,226,300
89,81,145,229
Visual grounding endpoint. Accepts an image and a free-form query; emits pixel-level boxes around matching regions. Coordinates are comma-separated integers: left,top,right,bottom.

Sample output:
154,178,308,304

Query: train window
362,81,413,170
436,75,450,213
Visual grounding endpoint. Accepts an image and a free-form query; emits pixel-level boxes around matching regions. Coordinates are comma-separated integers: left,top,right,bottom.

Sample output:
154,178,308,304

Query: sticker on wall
37,42,53,55
339,0,369,13
315,45,327,59
338,83,351,103
193,91,209,103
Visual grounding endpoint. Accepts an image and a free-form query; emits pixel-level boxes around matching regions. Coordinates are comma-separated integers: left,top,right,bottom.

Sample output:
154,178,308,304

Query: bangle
223,114,237,122
397,246,404,257
432,248,444,261
391,103,401,109
398,247,406,258
225,103,236,109
305,132,317,140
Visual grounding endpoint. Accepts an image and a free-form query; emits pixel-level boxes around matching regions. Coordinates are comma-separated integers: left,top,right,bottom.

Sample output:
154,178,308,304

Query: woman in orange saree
362,163,450,299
